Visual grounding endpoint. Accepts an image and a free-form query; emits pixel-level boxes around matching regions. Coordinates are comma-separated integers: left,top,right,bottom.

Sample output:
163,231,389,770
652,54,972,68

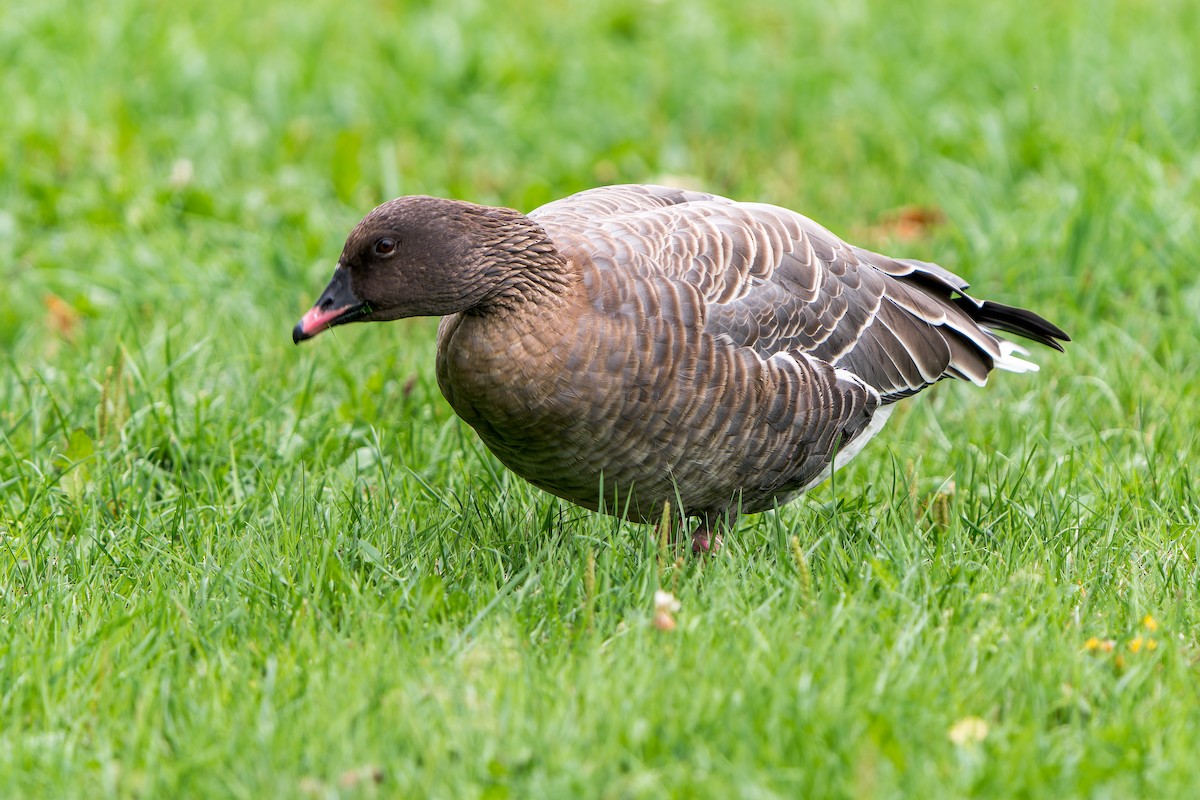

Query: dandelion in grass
1128,636,1158,654
1084,615,1162,667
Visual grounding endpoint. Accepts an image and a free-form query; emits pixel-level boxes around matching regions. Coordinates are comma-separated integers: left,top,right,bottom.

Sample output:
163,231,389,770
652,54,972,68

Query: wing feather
532,184,1065,403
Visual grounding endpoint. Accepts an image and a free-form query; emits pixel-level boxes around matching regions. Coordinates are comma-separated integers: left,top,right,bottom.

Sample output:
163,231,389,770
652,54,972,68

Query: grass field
3,0,1200,796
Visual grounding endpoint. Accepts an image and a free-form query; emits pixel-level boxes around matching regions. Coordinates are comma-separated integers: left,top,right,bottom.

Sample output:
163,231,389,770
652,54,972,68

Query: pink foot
691,524,723,554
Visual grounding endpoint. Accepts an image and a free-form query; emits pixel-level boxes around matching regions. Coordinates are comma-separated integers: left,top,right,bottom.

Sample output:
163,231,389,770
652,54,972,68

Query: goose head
293,196,567,343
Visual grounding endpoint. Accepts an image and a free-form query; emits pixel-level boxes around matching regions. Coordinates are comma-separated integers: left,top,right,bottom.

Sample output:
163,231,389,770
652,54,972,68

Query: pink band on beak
297,303,353,337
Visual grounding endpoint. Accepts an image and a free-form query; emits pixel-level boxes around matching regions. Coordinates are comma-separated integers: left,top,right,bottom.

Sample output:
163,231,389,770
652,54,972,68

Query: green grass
3,0,1199,796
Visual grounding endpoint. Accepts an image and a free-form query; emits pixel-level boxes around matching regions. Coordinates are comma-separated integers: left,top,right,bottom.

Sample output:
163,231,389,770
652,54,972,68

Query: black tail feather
953,298,1070,352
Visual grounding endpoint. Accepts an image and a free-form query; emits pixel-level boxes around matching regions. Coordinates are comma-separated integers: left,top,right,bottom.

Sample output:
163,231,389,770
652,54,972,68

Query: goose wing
533,184,1066,404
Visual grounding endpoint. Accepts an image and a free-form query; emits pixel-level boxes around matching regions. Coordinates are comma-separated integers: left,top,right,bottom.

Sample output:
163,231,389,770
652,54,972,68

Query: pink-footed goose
294,184,1068,552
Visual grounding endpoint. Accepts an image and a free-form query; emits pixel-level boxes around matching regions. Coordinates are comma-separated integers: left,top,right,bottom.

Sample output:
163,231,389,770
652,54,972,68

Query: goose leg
662,511,732,554
664,516,720,554
690,511,732,554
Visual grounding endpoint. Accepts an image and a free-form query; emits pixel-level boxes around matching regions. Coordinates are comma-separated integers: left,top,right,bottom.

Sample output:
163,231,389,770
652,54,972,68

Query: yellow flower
1142,615,1159,632
1129,637,1144,653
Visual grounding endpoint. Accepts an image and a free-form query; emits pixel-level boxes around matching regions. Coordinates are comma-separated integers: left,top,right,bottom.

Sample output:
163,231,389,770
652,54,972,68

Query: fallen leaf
870,205,947,242
44,293,81,341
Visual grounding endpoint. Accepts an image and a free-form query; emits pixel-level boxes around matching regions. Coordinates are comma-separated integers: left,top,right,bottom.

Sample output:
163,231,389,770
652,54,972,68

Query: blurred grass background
2,0,1199,797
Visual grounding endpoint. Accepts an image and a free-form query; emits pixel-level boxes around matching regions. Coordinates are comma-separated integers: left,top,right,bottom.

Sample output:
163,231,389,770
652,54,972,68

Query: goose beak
293,266,371,343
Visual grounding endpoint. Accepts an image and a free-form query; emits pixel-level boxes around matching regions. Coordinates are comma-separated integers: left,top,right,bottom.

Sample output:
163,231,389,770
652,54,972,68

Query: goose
294,184,1068,552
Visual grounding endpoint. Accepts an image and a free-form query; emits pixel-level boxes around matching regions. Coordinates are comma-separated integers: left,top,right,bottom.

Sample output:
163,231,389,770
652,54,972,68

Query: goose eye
373,237,397,256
